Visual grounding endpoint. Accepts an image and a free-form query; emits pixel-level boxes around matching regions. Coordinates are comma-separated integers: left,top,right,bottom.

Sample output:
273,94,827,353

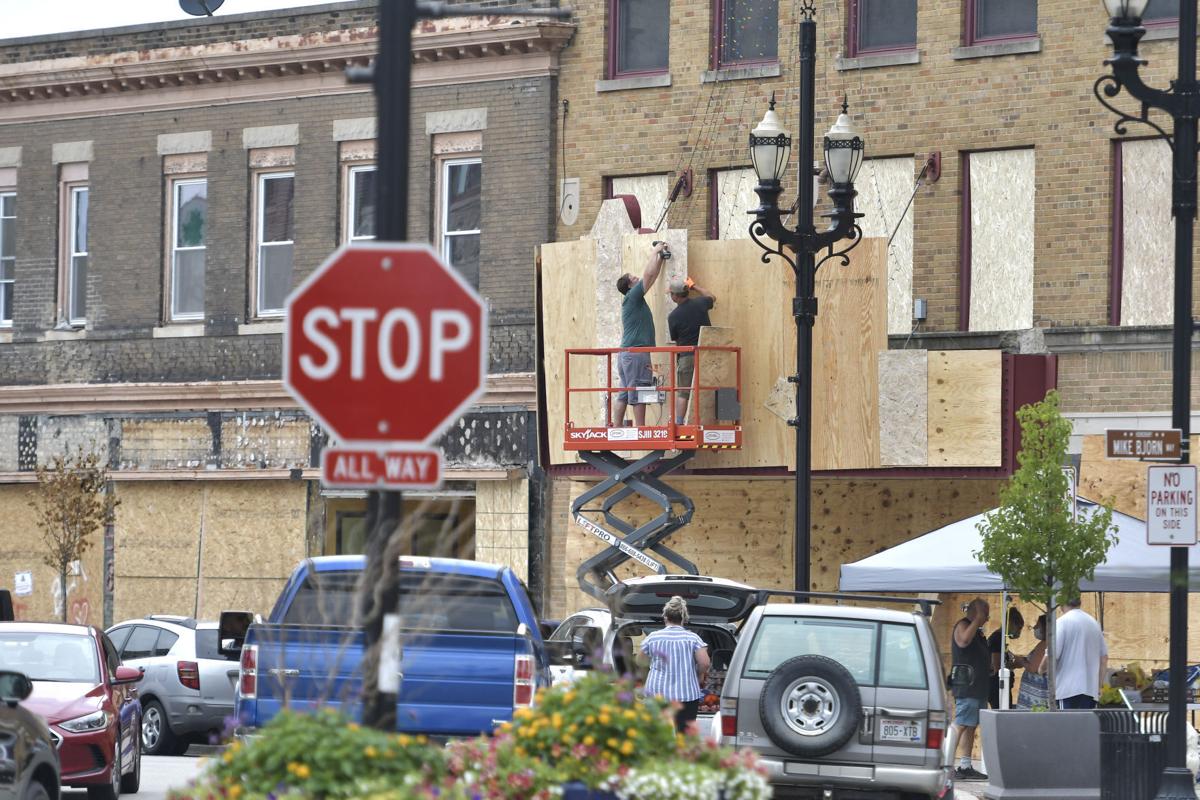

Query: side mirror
219,611,255,658
0,671,32,706
113,666,142,685
948,664,975,690
545,640,576,666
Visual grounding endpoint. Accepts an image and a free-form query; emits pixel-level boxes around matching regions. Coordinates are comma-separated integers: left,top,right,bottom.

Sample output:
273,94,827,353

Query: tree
29,446,119,623
975,390,1118,707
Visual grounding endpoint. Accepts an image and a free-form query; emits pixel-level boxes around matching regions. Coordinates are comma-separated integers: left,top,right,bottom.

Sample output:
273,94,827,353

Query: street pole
359,0,415,731
792,18,817,595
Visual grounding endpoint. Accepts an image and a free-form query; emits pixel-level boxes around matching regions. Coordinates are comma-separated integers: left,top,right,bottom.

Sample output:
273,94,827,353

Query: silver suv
715,597,955,800
106,616,238,756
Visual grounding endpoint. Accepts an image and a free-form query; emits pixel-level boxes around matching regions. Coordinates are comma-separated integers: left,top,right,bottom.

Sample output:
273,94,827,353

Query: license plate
879,718,922,743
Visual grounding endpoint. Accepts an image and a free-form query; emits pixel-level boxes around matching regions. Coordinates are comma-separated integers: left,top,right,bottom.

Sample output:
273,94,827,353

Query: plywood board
878,350,929,467
114,577,198,621
927,350,1003,466
541,239,599,465
199,482,307,579
1077,434,1200,521
693,326,737,425
113,482,202,578
812,237,888,470
687,239,795,470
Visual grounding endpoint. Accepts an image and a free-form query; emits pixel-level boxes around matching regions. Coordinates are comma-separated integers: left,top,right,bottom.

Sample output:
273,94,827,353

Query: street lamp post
1096,1,1196,798
748,0,864,594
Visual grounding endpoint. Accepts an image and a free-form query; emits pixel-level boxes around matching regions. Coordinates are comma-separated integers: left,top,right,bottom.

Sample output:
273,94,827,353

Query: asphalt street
63,755,206,800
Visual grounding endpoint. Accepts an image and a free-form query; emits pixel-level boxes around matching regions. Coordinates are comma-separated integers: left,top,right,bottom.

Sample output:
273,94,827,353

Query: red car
0,622,142,800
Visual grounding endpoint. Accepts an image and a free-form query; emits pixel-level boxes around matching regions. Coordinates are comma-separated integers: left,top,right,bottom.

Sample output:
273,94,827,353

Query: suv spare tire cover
759,654,863,757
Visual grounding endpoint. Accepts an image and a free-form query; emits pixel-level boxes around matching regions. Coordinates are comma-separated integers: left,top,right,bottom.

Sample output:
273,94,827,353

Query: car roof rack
753,590,939,618
147,615,198,629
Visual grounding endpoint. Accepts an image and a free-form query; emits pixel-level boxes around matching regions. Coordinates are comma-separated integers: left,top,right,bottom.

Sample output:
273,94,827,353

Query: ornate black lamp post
1096,1,1196,797
748,0,865,594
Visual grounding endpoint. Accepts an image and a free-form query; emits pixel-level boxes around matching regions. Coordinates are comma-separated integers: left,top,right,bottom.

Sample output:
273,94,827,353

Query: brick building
536,0,1200,665
0,1,572,625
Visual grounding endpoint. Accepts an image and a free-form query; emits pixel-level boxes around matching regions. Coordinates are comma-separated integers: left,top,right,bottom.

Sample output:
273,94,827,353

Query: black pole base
1153,767,1198,800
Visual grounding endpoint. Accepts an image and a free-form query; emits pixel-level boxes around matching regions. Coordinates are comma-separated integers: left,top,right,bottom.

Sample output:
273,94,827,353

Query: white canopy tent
838,498,1200,594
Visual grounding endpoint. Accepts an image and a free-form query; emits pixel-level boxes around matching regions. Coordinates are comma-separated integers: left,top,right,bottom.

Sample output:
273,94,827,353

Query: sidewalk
956,780,984,799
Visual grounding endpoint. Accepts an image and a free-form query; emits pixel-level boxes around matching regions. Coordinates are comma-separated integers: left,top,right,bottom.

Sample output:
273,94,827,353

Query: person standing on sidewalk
1050,596,1108,710
951,598,990,781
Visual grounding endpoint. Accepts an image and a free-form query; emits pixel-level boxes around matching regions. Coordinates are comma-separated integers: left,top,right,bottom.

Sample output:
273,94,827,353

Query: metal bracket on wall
924,152,941,183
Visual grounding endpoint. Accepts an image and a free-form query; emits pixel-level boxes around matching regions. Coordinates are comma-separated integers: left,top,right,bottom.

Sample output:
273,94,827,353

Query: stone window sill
41,327,86,341
595,72,672,93
952,36,1041,60
0,329,11,344
238,320,284,335
1105,24,1186,44
836,50,920,71
700,63,781,83
152,323,206,338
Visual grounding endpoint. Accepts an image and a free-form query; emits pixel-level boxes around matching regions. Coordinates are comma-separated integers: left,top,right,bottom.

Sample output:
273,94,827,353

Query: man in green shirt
613,241,668,427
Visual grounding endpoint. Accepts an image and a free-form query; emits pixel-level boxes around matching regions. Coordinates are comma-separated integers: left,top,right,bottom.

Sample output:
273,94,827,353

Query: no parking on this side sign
1147,464,1198,546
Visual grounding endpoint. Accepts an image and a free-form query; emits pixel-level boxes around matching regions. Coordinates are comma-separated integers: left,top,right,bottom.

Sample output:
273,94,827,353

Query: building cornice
0,373,537,414
0,20,574,124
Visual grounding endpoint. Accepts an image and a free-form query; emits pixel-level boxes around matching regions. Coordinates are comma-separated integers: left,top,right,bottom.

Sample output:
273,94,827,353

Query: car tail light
239,644,258,699
720,698,737,738
177,661,200,691
927,710,946,750
513,653,535,708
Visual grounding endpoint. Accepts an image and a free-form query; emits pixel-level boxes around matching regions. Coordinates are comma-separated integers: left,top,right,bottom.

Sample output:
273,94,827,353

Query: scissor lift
563,346,743,599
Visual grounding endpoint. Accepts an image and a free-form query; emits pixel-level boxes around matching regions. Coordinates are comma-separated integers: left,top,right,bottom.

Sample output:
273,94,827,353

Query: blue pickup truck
224,555,551,737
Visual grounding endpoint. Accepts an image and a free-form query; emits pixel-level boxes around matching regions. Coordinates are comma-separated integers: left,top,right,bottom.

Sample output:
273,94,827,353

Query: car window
879,624,926,689
100,633,121,679
122,626,159,660
153,630,179,657
107,626,133,651
0,631,100,684
550,615,588,642
195,628,238,661
744,617,878,685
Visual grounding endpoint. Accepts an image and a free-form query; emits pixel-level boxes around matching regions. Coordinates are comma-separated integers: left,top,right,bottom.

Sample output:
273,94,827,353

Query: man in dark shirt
666,278,716,425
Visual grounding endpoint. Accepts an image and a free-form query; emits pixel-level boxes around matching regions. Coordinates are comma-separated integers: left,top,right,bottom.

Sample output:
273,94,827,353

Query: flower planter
979,709,1100,800
560,784,619,800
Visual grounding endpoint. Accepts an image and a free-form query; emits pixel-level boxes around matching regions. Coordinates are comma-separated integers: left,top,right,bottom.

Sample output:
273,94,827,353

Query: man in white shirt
1051,596,1108,709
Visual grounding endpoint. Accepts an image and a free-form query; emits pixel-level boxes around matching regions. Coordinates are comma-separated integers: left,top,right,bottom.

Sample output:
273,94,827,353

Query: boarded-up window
610,174,670,230
1118,138,1171,326
857,158,914,335
712,168,757,240
964,149,1035,332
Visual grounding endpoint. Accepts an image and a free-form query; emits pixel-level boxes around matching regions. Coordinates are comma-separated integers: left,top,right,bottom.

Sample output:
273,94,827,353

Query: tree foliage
29,446,119,622
975,390,1117,705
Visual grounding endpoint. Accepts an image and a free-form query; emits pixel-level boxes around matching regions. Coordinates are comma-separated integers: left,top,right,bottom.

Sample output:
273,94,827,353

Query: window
120,626,159,661
608,173,670,230
847,0,917,57
744,617,879,683
960,148,1035,332
1113,138,1171,326
440,158,481,286
878,624,927,689
347,165,377,242
195,628,238,662
0,192,12,327
610,0,670,77
856,157,915,335
107,626,133,652
964,0,1037,45
714,0,777,67
168,178,207,321
709,167,756,240
254,172,294,317
66,185,88,325
152,630,179,657
1142,0,1178,24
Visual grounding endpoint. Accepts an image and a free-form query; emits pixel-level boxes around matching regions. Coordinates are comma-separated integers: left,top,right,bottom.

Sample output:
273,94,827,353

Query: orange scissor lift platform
563,346,743,599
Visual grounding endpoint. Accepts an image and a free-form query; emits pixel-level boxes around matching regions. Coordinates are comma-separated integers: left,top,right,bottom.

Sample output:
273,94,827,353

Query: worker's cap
668,279,689,295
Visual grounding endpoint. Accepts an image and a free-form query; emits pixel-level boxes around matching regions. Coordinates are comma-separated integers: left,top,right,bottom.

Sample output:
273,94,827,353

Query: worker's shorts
954,697,982,727
618,351,653,404
675,352,696,399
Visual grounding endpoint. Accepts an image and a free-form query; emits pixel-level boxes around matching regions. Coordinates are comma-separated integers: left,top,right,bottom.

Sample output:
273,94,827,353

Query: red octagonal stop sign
283,242,488,445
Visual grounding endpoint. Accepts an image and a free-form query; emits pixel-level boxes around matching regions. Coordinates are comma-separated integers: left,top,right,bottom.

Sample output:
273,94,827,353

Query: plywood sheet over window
857,157,914,335
610,174,669,230
968,149,1035,332
1121,138,1172,326
714,168,756,240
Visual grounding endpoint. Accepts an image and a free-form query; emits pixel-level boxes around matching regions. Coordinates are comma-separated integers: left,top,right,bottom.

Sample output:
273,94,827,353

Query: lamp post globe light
1096,0,1196,798
747,0,864,597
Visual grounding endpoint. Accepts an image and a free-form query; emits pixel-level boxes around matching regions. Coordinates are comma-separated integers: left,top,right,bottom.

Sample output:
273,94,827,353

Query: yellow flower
515,708,533,720
228,786,242,799
627,728,638,738
585,715,596,725
364,746,378,758
567,723,578,733
347,723,360,731
563,691,576,704
583,735,595,746
295,764,311,780
500,722,513,733
222,751,234,764
600,705,612,714
551,713,563,728
620,740,635,756
598,713,611,725
623,709,637,720
397,734,411,747
561,733,573,744
416,735,428,744
606,738,619,749
515,746,527,757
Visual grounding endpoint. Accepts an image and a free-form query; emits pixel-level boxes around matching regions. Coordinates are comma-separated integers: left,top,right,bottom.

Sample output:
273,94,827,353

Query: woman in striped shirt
638,595,710,733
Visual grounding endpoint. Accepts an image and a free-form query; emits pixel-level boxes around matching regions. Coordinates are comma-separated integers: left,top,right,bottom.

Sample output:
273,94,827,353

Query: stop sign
283,242,487,445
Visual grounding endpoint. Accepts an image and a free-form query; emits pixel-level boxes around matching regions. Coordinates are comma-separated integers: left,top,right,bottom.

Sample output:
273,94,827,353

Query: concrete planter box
980,709,1099,800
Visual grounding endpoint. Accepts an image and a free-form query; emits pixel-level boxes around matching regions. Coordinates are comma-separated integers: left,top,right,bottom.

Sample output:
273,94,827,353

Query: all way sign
321,447,443,490
1147,464,1198,546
